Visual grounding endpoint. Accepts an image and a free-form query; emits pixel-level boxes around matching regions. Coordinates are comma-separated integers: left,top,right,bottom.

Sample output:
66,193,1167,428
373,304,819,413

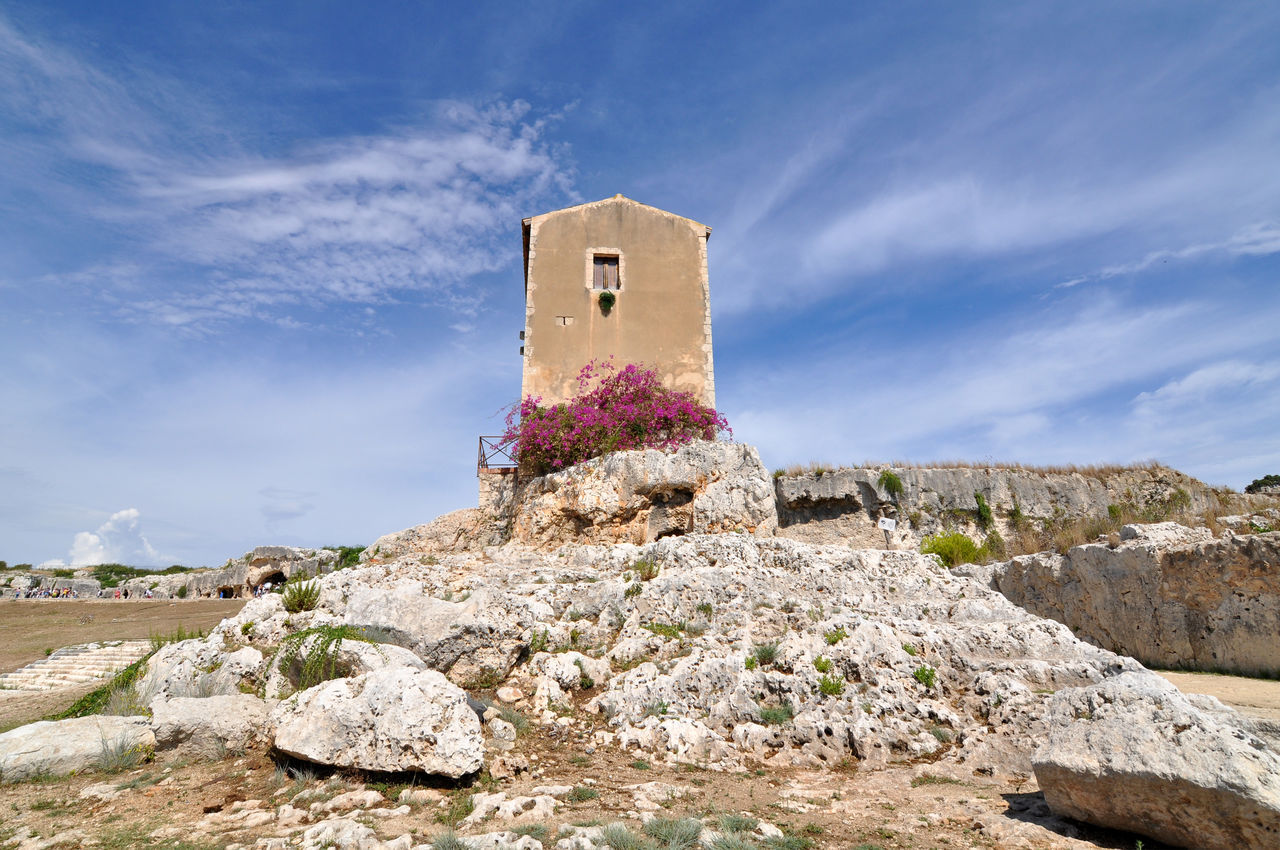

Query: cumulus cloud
42,508,167,567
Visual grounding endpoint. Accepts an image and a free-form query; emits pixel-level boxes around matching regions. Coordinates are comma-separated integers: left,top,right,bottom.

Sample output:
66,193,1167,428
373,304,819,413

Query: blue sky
3,2,1278,567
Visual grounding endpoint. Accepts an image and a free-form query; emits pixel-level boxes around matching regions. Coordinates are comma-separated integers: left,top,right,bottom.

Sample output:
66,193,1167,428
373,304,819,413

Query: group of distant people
8,586,157,600
10,586,80,599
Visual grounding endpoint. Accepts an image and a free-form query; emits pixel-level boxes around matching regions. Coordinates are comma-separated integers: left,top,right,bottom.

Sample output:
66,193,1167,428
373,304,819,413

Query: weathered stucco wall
962,523,1280,677
521,195,714,407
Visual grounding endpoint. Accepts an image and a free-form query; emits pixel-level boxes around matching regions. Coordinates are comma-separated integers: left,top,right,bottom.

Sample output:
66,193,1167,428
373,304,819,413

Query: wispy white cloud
259,487,317,529
702,17,1280,314
1056,222,1280,289
727,292,1280,485
1132,360,1280,419
1,16,574,330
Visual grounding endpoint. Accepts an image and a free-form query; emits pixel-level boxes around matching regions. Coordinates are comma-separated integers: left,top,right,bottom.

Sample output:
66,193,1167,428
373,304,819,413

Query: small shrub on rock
567,785,600,802
818,674,846,696
920,532,981,567
718,814,759,834
633,558,660,581
751,642,779,667
758,701,794,725
974,492,993,529
282,577,320,613
501,360,731,477
877,470,904,499
643,817,703,850
913,665,937,689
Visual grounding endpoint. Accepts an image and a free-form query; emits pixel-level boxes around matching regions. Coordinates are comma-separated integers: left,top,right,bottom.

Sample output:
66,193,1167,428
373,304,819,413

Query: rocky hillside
2,442,1278,850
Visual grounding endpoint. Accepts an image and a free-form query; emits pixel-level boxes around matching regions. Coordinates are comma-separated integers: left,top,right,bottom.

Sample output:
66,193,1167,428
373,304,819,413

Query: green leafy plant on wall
877,470,904,499
598,290,616,311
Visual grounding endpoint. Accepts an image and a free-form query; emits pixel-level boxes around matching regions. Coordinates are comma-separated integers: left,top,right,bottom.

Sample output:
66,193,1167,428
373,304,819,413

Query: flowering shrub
501,360,730,476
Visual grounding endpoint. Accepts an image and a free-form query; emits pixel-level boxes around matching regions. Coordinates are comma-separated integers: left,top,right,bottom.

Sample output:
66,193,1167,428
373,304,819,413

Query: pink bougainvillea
501,359,731,476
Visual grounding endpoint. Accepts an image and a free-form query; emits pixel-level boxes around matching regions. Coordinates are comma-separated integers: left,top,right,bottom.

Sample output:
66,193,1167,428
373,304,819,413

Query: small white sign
878,517,897,532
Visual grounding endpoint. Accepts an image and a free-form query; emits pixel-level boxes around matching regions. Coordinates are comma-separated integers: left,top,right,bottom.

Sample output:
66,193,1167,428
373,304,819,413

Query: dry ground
1156,670,1280,724
0,600,246,675
0,600,245,733
0,713,1174,850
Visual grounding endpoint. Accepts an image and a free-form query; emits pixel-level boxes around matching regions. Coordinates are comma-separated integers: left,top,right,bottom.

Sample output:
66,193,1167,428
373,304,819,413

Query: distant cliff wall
960,523,1280,677
773,464,1220,549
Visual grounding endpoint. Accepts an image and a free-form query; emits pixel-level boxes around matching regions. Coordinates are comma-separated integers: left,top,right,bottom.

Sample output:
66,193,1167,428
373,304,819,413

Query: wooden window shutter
593,255,619,290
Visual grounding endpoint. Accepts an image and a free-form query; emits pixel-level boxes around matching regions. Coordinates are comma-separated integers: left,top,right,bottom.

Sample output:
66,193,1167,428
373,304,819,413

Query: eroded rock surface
776,464,1227,549
270,667,484,776
510,440,778,546
0,715,154,781
978,523,1280,676
1033,671,1280,850
151,694,269,758
174,528,1145,779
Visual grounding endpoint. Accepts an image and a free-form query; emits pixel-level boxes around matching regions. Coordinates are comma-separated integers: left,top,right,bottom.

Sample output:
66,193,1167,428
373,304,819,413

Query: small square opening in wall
555,315,575,326
592,255,620,290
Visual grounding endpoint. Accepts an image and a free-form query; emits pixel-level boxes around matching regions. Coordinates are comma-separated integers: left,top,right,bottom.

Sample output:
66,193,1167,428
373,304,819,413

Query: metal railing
477,436,518,474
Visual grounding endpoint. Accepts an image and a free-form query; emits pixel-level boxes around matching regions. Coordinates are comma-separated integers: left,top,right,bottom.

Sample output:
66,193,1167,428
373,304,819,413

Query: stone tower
520,195,715,407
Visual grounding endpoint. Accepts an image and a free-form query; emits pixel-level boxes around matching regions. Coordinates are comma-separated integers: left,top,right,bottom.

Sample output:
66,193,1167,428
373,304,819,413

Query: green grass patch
758,701,794,725
567,785,600,802
751,642,779,667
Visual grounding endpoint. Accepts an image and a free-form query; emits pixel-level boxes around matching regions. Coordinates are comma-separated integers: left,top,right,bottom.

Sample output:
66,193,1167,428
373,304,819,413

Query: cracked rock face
0,715,155,781
510,441,779,546
203,529,1140,778
980,523,1280,677
271,667,484,777
1033,671,1280,850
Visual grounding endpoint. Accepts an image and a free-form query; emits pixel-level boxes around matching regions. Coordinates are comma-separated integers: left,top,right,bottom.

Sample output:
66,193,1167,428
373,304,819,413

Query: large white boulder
151,694,270,759
0,716,154,781
1033,671,1280,849
271,667,483,777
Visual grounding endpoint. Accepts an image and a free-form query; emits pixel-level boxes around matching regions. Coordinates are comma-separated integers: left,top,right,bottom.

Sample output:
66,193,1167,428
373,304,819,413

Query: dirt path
1158,669,1280,724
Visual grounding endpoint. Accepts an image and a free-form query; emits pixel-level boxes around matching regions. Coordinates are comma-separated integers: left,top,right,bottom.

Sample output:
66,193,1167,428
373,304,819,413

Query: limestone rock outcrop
974,523,1280,676
363,508,507,563
0,715,154,781
775,463,1225,549
1033,671,1280,849
151,694,270,758
511,440,778,547
270,667,484,776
